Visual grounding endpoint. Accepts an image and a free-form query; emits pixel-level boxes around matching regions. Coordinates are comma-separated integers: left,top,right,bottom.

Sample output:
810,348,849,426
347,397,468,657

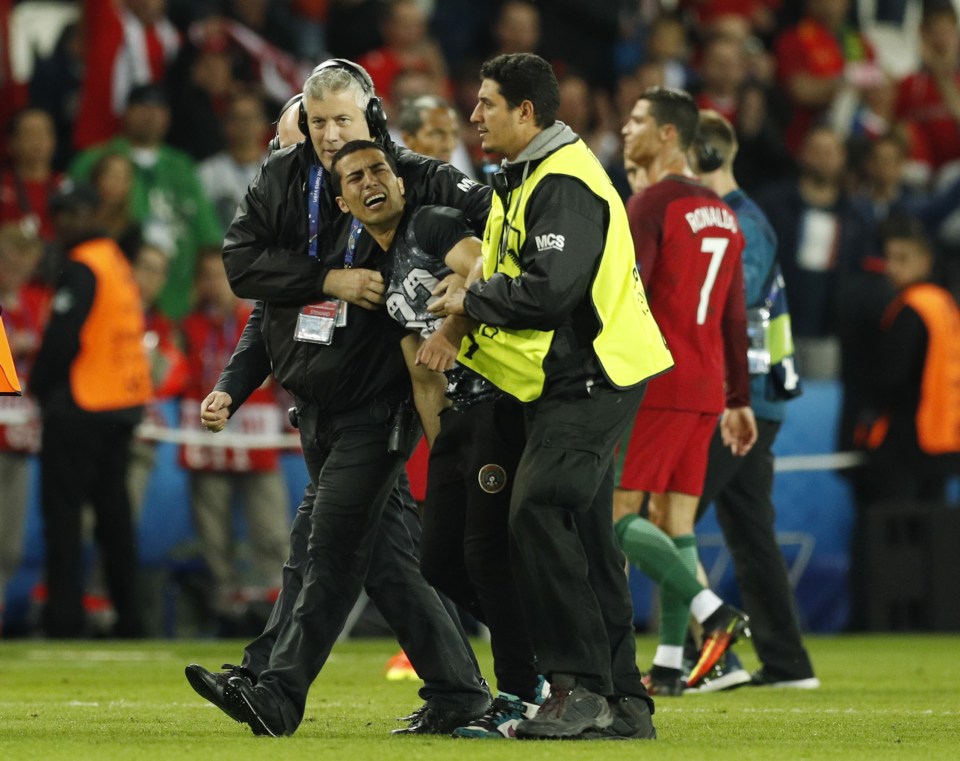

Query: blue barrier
5,383,857,634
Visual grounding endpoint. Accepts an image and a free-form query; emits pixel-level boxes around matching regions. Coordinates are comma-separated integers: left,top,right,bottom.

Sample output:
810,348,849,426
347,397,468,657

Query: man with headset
183,59,493,737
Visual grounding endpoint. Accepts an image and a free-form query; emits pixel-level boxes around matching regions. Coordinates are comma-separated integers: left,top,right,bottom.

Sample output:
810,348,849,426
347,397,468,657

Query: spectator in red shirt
695,34,750,126
358,0,450,107
73,0,181,150
773,0,882,152
894,1,960,182
0,109,61,241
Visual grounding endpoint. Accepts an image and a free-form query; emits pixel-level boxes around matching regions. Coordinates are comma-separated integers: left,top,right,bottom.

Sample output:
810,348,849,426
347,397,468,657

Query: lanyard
307,164,324,259
344,218,363,268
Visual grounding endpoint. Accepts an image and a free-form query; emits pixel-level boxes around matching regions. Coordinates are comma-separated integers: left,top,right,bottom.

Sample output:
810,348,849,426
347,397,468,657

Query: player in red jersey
615,87,757,694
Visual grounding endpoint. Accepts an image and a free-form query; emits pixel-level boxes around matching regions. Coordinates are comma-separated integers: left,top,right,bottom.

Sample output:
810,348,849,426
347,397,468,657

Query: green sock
659,534,699,647
614,516,703,647
615,516,704,602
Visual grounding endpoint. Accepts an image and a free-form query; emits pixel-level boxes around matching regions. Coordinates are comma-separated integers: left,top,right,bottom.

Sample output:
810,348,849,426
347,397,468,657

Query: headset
693,132,724,173
298,59,389,144
268,93,303,152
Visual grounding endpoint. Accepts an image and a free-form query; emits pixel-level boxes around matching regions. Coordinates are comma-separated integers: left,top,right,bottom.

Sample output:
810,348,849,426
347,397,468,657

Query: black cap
126,83,168,108
49,180,101,212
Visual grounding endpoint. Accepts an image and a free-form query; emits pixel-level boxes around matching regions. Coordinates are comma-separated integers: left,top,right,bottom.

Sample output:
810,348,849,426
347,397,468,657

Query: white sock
691,589,724,623
652,645,684,670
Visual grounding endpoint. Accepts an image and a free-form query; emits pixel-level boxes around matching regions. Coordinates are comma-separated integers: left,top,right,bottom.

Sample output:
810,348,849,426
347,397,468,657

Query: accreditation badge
294,300,340,345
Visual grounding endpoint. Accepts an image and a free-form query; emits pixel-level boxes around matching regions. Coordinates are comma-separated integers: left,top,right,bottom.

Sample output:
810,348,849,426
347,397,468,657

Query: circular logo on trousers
478,464,507,494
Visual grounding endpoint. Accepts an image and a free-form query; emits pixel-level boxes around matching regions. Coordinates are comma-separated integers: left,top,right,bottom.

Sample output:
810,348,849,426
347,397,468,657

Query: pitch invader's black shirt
221,142,492,415
383,205,473,337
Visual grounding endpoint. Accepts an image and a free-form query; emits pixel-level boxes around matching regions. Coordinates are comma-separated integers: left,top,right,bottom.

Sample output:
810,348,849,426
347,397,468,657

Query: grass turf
0,635,957,760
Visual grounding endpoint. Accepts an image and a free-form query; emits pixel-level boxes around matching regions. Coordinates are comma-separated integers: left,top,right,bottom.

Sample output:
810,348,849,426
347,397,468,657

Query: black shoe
391,700,490,736
514,682,612,740
687,604,751,688
395,702,428,722
641,666,685,697
224,676,288,737
578,696,657,740
184,663,256,723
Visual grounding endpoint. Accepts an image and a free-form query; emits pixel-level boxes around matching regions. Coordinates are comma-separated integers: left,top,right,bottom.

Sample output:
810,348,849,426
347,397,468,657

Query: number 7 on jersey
697,237,728,325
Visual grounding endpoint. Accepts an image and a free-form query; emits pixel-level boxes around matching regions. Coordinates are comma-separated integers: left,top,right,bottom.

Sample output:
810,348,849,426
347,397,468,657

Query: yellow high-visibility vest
459,138,673,401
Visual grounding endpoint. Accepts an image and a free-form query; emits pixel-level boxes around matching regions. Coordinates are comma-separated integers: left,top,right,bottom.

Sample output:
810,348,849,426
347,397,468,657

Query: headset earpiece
695,136,724,173
298,100,309,137
365,96,388,143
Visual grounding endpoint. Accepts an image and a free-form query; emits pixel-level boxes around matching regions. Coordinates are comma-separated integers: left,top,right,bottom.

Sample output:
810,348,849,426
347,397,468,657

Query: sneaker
578,696,657,740
686,604,750,688
224,676,288,737
397,677,492,722
534,674,551,704
184,663,259,726
685,649,752,693
750,668,820,689
392,701,490,735
514,681,612,740
395,702,428,723
452,695,538,739
385,650,419,681
641,666,685,697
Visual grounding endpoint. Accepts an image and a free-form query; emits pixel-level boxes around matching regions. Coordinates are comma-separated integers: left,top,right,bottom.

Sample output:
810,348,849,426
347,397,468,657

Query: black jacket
219,140,491,413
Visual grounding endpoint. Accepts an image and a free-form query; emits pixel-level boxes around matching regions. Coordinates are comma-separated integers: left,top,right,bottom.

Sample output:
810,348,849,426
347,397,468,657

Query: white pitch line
656,706,959,716
23,650,179,662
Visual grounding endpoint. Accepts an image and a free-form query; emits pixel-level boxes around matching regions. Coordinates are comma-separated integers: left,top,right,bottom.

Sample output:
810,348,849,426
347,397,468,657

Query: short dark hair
639,86,700,150
479,53,559,128
879,215,933,255
330,139,398,194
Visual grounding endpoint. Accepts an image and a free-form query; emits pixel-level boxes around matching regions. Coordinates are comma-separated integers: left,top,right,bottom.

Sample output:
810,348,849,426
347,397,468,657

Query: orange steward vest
0,315,22,395
69,239,152,411
870,283,960,454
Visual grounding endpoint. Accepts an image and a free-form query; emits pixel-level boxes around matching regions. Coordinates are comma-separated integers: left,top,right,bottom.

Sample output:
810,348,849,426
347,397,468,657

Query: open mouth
364,192,386,208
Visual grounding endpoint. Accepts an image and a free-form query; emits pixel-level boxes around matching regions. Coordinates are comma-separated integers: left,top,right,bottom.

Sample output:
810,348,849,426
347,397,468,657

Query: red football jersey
627,175,748,414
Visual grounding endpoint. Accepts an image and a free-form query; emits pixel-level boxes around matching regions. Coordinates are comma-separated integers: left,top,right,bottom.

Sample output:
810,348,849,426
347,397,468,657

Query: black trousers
419,395,538,700
241,474,478,676
253,400,486,733
697,418,815,680
40,414,142,638
509,384,649,702
846,437,950,632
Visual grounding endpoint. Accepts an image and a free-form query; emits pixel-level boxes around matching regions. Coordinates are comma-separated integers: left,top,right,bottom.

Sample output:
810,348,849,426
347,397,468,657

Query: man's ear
336,196,349,214
397,176,405,196
518,99,535,124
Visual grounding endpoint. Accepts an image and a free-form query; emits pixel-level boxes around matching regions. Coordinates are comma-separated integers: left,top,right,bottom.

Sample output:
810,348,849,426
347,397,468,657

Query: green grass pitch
1,635,958,760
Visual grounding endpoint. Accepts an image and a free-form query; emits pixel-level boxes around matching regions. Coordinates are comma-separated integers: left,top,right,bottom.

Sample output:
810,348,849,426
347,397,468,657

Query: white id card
294,300,340,345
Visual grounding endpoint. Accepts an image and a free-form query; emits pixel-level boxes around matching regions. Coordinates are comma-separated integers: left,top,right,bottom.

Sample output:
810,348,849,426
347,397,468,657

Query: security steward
31,181,152,638
419,53,674,741
186,60,492,738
